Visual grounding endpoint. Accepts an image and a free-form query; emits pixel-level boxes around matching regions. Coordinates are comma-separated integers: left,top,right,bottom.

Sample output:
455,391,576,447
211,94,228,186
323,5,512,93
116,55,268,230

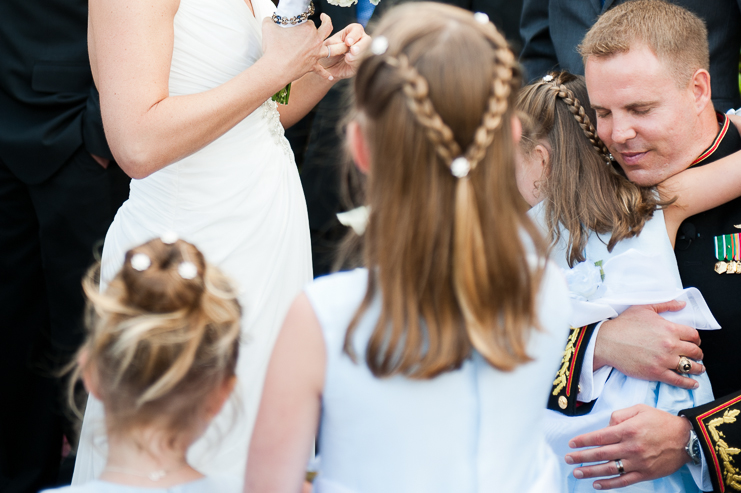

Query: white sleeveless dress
72,0,311,483
304,262,572,493
530,204,718,492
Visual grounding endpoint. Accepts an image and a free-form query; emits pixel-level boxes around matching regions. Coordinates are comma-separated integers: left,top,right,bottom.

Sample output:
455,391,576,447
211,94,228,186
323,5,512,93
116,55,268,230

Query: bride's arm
245,293,325,493
89,0,332,179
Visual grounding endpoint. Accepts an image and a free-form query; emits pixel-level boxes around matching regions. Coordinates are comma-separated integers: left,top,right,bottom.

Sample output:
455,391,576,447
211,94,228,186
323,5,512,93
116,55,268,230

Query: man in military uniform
546,1,741,491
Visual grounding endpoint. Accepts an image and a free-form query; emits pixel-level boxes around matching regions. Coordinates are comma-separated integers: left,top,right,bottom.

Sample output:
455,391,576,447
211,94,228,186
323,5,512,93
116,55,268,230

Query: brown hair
345,3,546,378
517,71,666,266
579,0,709,86
71,238,241,438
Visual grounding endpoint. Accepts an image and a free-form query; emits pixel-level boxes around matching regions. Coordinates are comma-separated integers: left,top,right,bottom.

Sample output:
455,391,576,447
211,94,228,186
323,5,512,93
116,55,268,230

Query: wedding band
677,356,693,374
327,46,331,58
615,459,625,475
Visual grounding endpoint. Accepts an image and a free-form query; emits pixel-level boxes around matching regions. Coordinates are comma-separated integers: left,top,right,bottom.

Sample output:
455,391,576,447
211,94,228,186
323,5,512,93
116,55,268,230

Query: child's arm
244,293,326,493
661,116,741,246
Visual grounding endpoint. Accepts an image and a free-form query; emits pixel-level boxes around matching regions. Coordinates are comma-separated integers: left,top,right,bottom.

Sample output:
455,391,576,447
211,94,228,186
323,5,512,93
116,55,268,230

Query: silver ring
615,459,625,475
326,46,331,58
677,356,693,375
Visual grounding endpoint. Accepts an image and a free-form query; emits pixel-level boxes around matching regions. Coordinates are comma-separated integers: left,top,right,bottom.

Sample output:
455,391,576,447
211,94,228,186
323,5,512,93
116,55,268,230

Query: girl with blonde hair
516,71,741,492
45,237,242,492
245,4,572,492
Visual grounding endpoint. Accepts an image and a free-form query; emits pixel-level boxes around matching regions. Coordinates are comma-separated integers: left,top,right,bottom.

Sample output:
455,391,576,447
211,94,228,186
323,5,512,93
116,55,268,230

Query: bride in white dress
73,0,369,483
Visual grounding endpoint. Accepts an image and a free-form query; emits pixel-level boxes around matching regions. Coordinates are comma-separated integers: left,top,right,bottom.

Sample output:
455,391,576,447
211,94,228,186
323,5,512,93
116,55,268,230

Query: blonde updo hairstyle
517,71,667,267
71,238,241,439
346,3,546,378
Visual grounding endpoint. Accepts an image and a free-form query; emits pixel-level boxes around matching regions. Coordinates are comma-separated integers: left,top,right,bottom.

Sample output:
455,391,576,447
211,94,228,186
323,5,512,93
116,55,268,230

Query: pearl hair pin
161,231,179,245
450,157,471,178
178,261,198,280
542,74,554,82
473,12,489,24
371,36,389,56
131,253,151,272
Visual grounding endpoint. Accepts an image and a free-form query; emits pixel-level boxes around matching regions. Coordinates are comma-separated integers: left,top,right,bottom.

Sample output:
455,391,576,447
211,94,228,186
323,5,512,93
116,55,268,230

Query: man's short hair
579,0,709,86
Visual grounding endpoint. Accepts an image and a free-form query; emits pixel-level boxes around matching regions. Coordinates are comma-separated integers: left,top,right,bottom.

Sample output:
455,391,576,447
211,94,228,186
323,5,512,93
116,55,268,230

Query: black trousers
0,148,129,493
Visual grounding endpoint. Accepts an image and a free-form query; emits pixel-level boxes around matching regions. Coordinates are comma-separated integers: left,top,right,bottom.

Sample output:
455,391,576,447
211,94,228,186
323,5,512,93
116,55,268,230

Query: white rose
326,0,358,7
563,260,604,301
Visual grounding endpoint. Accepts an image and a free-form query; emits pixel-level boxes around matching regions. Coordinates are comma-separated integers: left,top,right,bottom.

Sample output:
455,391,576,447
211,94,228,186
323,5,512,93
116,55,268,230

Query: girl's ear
533,144,550,176
203,375,237,420
348,120,371,174
511,114,522,144
79,349,103,400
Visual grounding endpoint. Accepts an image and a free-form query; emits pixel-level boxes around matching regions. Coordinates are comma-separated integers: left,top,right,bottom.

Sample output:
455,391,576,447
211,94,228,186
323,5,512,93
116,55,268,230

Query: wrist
592,320,611,371
679,416,701,465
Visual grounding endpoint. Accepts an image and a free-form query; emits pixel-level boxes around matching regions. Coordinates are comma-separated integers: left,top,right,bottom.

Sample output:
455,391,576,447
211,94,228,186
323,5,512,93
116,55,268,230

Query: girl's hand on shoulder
320,23,371,80
261,14,335,84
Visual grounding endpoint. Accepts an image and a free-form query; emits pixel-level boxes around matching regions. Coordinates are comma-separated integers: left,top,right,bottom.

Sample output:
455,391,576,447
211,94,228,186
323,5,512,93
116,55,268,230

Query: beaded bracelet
272,1,315,25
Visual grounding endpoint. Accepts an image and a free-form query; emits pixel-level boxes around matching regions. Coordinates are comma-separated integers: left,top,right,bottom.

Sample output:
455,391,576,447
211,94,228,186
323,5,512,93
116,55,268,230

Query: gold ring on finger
677,356,693,375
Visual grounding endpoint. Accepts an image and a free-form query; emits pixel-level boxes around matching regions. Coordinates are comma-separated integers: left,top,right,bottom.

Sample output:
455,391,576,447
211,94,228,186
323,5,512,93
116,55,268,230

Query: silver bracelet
271,1,315,25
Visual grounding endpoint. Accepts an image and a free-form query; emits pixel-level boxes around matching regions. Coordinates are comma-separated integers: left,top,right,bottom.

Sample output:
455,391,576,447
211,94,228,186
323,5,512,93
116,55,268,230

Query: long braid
388,55,462,166
547,82,612,164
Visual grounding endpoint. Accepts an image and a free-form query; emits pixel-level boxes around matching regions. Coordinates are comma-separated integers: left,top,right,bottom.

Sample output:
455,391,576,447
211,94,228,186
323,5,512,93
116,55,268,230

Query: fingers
323,41,349,58
572,458,627,480
649,300,685,314
566,442,624,466
607,404,645,426
568,423,624,451
675,323,701,345
341,23,366,46
317,13,333,41
591,471,643,490
657,369,701,389
677,340,703,360
312,62,333,81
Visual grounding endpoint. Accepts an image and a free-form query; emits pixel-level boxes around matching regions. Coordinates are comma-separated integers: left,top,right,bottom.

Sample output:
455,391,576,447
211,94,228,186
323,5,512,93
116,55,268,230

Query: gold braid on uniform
546,82,612,165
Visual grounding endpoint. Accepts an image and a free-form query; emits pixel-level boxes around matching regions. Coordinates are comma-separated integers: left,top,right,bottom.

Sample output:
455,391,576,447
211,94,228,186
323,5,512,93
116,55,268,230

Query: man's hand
594,301,705,389
566,405,692,489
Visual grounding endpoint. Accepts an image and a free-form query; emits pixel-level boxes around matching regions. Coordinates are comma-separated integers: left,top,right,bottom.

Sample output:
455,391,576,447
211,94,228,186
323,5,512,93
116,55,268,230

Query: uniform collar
690,112,730,167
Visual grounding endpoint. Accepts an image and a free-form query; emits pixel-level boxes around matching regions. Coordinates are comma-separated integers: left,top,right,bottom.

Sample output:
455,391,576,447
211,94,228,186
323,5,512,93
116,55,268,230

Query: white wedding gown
72,0,311,483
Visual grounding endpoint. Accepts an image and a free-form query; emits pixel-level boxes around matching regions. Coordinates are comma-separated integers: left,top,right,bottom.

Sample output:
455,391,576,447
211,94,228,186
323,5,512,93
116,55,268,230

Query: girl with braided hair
516,71,741,492
245,4,573,492
44,237,242,493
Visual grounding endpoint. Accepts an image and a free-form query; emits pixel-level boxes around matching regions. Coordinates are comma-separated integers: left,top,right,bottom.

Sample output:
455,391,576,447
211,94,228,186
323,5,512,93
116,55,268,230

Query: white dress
44,476,241,493
530,204,719,493
304,262,572,493
72,0,312,483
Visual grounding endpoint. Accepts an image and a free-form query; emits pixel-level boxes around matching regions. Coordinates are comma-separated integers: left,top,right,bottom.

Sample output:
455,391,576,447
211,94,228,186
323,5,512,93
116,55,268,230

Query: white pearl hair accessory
131,253,151,272
542,74,554,82
178,261,198,280
371,36,389,56
473,12,489,24
161,231,179,245
450,157,471,178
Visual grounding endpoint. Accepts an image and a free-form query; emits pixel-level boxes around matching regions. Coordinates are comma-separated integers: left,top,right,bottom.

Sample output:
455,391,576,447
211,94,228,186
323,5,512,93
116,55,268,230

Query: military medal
714,232,741,274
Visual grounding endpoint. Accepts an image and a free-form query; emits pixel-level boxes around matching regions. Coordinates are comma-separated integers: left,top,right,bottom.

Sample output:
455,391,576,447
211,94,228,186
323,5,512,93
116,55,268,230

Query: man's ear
347,120,371,174
79,349,103,401
690,68,712,114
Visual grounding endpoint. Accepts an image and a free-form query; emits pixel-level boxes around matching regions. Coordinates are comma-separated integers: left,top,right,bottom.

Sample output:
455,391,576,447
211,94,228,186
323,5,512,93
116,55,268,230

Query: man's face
585,44,702,187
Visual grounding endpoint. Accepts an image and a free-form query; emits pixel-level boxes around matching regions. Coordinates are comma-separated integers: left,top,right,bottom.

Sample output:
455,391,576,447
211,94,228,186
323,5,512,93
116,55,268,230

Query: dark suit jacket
519,0,741,111
0,0,111,184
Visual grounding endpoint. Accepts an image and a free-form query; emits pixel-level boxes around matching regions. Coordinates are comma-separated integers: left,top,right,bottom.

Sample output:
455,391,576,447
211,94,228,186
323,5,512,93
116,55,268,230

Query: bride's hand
261,14,335,84
320,23,371,80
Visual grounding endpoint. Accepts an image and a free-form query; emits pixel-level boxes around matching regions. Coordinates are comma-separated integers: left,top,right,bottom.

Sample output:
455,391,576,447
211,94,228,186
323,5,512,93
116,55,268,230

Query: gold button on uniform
558,396,568,409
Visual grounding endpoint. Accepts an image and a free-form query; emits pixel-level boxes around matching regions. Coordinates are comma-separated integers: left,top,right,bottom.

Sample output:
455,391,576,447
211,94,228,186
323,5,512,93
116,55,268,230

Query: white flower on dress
563,260,605,301
261,99,292,158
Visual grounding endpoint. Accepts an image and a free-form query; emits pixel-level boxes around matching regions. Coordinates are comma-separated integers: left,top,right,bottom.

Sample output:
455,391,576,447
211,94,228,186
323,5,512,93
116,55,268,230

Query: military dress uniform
549,112,741,493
